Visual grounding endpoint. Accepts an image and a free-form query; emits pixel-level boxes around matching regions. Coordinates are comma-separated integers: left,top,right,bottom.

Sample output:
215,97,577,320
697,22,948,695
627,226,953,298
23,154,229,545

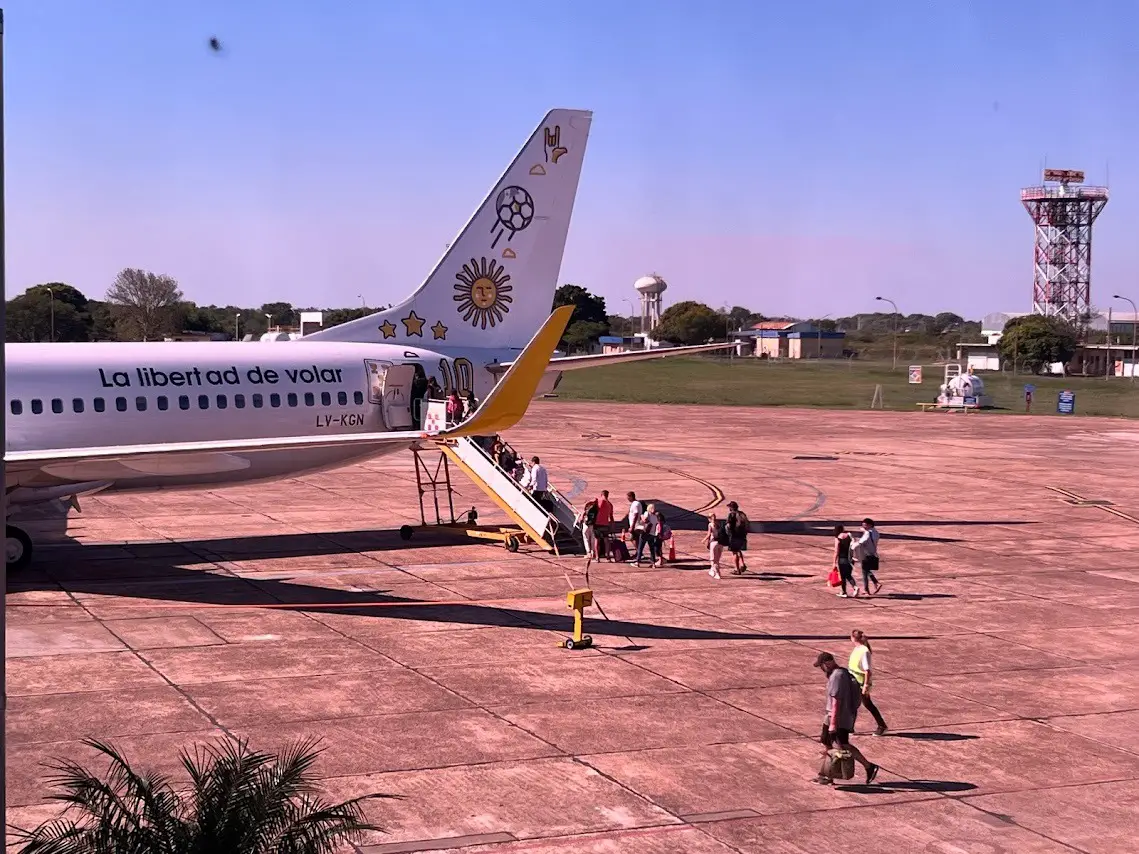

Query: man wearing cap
813,651,880,785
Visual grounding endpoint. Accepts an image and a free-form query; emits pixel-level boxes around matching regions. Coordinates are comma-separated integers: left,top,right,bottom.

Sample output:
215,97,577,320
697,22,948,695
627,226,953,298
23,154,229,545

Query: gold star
401,311,425,337
379,320,396,339
431,320,448,340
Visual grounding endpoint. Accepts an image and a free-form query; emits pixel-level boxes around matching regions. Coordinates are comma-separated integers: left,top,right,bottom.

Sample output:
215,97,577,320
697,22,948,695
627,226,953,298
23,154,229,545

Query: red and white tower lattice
1020,169,1108,327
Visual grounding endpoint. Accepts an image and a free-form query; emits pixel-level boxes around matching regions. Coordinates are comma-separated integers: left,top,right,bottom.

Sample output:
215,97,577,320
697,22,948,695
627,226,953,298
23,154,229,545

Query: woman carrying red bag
832,524,857,598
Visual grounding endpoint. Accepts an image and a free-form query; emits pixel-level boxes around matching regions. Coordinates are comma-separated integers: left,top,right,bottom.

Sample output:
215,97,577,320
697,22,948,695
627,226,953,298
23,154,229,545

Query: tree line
9,268,998,358
4,270,388,343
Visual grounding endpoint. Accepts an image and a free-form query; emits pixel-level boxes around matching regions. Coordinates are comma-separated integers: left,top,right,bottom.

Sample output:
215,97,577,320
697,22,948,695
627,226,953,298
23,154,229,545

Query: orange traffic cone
668,540,676,561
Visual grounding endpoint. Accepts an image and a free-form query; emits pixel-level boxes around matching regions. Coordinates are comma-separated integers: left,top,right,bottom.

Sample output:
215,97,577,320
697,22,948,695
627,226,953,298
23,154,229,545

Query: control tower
1020,169,1108,327
634,274,667,334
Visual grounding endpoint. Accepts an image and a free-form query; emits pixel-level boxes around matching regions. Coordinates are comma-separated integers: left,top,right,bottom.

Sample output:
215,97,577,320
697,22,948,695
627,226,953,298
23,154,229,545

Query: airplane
4,108,731,571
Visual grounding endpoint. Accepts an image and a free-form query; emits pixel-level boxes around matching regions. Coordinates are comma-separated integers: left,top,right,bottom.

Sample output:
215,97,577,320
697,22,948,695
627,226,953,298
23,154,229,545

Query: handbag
823,748,856,780
827,567,841,587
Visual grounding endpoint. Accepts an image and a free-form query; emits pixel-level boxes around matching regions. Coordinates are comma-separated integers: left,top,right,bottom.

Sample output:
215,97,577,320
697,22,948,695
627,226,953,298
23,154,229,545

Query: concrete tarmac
6,402,1139,853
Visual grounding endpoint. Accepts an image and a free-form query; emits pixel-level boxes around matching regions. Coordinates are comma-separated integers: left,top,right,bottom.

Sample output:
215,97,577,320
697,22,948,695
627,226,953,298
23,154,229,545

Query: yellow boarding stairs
432,433,581,554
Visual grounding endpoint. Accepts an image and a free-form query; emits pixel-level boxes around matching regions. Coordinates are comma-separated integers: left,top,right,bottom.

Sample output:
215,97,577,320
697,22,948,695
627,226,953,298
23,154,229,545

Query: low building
599,335,636,355
598,333,669,354
956,342,1002,372
957,341,1139,377
965,309,1139,375
743,321,846,359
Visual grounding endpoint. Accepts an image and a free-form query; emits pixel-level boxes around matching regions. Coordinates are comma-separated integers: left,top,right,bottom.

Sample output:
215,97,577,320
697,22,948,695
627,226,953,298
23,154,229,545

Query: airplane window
269,393,281,408
354,391,364,405
135,397,148,412
10,400,22,416
157,396,169,411
116,397,127,412
234,394,246,409
217,395,228,410
72,399,85,413
287,393,298,407
94,397,105,412
337,391,348,406
198,395,210,410
52,398,64,414
31,399,43,414
252,393,264,408
322,392,332,406
179,395,190,410
304,392,315,407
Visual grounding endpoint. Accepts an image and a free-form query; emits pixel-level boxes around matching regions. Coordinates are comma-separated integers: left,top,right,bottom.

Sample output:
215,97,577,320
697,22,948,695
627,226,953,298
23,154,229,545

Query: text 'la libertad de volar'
97,365,346,389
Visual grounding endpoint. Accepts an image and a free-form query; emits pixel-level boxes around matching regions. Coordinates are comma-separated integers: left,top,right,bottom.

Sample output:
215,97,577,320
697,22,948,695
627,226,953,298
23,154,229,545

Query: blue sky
4,0,1138,319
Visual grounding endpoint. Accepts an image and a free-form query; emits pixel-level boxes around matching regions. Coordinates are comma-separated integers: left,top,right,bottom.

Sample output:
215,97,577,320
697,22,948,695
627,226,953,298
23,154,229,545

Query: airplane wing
5,307,575,473
491,341,735,374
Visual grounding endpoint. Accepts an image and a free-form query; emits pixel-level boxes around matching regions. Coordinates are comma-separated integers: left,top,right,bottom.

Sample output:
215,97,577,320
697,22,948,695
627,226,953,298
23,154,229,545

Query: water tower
1021,169,1108,328
634,274,667,334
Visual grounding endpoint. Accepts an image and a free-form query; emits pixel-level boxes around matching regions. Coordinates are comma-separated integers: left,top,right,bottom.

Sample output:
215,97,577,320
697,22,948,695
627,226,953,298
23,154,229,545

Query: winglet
433,305,574,438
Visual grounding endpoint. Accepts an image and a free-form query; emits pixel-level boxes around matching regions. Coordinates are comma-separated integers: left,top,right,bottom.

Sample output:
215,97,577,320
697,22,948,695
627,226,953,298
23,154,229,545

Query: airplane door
381,364,416,430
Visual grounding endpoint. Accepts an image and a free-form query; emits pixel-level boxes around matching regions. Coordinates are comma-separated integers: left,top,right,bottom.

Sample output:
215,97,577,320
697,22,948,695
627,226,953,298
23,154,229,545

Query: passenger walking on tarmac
625,492,644,561
658,512,672,564
849,629,888,735
635,503,663,567
703,513,726,579
726,501,750,574
833,524,857,598
594,490,614,558
813,652,880,786
856,518,883,595
578,498,600,561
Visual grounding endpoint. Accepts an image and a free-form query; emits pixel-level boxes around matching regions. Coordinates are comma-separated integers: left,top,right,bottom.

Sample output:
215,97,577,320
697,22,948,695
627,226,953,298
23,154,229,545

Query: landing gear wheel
398,525,414,541
6,525,33,572
505,535,519,553
564,638,576,650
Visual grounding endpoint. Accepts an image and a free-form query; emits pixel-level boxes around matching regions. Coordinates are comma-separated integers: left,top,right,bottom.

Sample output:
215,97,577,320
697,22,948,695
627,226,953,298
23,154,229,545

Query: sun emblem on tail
453,257,513,329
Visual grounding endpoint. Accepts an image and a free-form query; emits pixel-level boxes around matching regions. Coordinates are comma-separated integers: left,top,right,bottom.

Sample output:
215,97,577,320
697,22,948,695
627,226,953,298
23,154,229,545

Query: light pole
816,313,832,358
235,312,241,341
46,286,55,342
875,296,898,369
265,313,272,333
622,298,636,337
358,294,365,308
721,304,733,358
1113,294,1137,382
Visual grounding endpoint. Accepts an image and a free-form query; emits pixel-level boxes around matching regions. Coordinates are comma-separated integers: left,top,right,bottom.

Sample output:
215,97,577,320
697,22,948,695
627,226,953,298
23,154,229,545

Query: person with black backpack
578,499,600,560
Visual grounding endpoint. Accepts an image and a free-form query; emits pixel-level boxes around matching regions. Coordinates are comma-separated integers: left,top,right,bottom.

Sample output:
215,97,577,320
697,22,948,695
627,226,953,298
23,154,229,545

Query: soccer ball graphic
496,186,534,234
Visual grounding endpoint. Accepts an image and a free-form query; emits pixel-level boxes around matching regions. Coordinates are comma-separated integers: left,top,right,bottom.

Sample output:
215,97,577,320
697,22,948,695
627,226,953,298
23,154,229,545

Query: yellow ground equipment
561,587,593,650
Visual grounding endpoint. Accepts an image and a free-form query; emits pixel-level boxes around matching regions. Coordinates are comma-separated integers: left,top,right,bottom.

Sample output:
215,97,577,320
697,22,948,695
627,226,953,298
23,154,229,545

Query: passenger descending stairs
435,436,581,554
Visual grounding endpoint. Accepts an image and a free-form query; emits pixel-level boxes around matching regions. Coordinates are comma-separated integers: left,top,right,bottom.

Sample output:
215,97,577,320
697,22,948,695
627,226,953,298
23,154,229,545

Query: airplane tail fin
306,108,592,351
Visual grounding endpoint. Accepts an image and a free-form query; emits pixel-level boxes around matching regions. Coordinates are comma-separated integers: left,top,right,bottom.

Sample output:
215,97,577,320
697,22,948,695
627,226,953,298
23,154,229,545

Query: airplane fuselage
4,340,520,495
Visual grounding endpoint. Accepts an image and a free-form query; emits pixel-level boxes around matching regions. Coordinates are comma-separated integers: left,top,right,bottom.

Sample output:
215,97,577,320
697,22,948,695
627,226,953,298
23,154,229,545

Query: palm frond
10,735,395,854
273,792,388,854
183,736,278,853
7,817,92,854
